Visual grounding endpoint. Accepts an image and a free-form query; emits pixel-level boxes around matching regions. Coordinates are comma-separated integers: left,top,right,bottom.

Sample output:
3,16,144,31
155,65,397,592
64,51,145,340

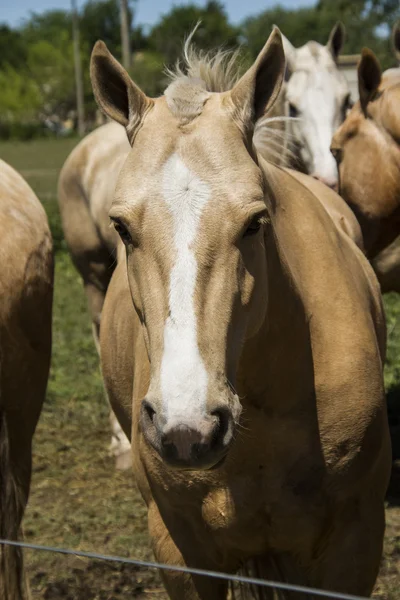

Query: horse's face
331,49,400,256
283,23,350,188
91,31,285,470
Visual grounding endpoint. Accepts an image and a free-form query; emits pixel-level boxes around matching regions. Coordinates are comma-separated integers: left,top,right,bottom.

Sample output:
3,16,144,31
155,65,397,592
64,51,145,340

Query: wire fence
0,538,371,600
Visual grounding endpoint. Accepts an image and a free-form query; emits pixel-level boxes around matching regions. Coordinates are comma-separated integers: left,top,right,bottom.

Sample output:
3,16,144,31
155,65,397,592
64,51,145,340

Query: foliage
130,51,165,97
243,0,399,70
0,65,41,120
26,34,77,117
0,25,27,69
21,9,72,46
148,1,240,67
80,0,133,57
0,0,399,137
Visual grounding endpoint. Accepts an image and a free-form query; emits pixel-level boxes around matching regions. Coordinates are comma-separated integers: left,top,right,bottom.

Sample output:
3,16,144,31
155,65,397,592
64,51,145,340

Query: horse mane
165,25,242,95
164,26,295,167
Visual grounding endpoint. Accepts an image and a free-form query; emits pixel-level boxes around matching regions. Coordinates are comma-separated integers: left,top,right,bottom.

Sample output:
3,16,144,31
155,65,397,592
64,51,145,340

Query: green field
0,138,399,598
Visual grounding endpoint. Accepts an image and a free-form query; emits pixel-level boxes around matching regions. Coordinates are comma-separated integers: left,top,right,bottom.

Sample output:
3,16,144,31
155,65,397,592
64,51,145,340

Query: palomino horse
0,160,53,599
58,122,131,467
331,45,400,292
271,22,351,188
93,28,390,598
59,25,356,467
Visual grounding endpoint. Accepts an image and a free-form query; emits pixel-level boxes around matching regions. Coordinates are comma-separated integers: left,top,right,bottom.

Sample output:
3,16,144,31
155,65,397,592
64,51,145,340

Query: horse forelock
295,41,339,75
164,29,242,123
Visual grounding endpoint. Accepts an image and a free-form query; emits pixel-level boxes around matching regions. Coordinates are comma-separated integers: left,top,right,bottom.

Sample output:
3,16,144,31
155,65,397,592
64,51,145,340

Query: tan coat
0,159,53,599
331,48,400,293
93,30,391,599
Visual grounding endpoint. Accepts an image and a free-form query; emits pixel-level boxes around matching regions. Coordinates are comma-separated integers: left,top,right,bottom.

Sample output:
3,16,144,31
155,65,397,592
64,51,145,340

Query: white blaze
160,153,210,423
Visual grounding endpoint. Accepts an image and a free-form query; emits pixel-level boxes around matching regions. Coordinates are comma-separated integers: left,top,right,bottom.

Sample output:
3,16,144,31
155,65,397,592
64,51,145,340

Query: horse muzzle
140,400,236,470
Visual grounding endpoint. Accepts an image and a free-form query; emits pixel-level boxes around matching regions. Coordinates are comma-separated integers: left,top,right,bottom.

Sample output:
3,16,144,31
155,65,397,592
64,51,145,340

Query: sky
2,0,315,29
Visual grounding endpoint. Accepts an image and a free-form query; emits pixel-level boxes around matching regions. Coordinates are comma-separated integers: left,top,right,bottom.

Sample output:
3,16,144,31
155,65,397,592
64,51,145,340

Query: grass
0,137,399,598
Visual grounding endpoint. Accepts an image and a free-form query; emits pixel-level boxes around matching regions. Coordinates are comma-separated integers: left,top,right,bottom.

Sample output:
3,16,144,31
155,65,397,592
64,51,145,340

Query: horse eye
244,217,262,238
113,219,132,245
289,102,298,118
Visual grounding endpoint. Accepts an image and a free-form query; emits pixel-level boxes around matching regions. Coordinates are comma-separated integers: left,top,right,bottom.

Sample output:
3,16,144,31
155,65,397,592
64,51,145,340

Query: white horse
265,23,351,188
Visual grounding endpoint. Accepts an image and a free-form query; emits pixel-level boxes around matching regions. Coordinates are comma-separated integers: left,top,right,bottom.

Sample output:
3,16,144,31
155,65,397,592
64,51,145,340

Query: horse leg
108,412,131,470
148,503,229,600
0,390,47,600
372,236,400,294
0,411,29,600
308,495,386,595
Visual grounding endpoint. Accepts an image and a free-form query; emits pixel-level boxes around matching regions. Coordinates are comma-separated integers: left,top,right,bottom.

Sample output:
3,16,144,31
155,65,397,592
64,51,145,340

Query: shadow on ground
386,384,400,506
388,384,400,460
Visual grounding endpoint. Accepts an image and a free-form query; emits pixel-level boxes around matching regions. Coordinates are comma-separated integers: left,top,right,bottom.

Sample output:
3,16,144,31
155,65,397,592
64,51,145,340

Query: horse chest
200,469,324,554
145,454,326,560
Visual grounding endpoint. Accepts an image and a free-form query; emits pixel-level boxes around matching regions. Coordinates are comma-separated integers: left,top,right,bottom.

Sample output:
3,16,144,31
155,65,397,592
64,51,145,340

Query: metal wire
0,538,370,600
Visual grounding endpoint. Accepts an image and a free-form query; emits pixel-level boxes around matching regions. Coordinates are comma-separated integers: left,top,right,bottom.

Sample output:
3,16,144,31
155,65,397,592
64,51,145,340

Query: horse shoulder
286,169,364,250
267,165,387,486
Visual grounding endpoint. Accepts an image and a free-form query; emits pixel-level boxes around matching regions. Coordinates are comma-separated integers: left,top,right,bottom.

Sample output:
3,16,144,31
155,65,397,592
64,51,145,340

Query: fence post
120,0,131,70
71,0,85,136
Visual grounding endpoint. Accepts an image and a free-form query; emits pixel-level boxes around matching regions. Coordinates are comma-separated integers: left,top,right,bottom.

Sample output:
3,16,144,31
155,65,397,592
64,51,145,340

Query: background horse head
331,47,400,258
281,22,350,188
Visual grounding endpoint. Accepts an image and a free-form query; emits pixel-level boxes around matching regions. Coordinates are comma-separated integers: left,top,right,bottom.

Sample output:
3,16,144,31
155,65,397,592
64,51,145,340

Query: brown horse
93,28,390,599
0,159,53,599
331,44,400,292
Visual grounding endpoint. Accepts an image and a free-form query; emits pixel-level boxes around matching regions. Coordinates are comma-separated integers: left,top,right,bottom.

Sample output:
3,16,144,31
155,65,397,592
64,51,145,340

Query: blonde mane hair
165,25,242,93
164,25,295,166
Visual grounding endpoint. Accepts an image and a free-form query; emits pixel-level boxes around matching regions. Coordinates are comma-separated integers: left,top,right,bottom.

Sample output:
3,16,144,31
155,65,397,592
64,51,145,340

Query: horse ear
392,21,400,63
91,41,151,138
274,27,296,75
358,48,381,116
327,22,345,61
230,27,285,125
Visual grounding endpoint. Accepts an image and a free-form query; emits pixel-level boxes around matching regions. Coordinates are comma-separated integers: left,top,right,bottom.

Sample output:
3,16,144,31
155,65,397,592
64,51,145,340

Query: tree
130,51,165,97
149,1,239,67
242,0,400,70
317,0,400,29
0,65,40,121
26,32,81,119
21,10,72,46
80,0,136,58
243,7,322,60
316,0,400,67
0,25,27,70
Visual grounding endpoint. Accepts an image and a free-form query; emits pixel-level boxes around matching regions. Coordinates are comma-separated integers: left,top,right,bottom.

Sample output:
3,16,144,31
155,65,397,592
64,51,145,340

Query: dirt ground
0,138,399,599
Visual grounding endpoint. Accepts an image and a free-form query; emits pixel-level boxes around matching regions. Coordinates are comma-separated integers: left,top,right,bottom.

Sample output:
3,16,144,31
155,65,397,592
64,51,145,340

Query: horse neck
237,201,315,413
362,108,400,257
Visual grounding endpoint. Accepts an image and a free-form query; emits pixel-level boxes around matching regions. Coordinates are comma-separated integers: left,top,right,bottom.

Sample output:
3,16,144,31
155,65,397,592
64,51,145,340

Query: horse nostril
211,407,231,442
142,399,156,423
